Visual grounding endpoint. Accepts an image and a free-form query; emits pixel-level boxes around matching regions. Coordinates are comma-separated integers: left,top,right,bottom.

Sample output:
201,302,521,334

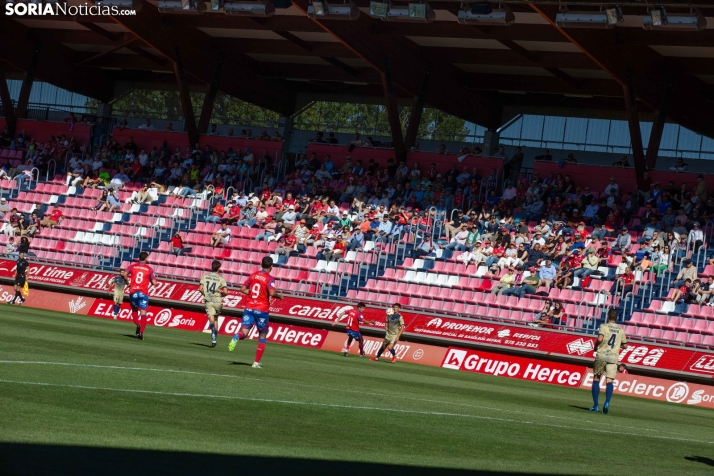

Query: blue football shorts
242,308,270,333
346,329,362,340
130,291,149,310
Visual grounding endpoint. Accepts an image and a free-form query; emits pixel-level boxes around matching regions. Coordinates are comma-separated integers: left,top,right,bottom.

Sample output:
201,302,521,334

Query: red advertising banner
441,347,586,388
580,371,714,409
2,259,712,378
321,331,448,366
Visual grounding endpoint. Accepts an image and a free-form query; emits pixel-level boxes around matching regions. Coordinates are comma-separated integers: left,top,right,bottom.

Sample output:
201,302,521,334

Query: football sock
346,336,353,349
233,332,247,341
376,346,385,359
209,323,217,341
592,380,601,408
140,313,148,334
12,290,21,303
131,311,140,327
389,348,396,357
605,382,614,405
255,338,267,363
358,338,364,354
113,304,120,315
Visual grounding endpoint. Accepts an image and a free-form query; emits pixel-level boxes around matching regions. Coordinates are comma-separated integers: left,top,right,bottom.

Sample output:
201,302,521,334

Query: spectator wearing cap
345,226,365,252
611,227,632,255
317,234,345,262
282,205,297,227
687,222,704,254
673,259,698,288
574,248,600,280
491,267,518,295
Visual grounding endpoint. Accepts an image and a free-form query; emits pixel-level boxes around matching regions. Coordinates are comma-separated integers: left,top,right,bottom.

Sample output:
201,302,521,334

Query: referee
8,251,29,306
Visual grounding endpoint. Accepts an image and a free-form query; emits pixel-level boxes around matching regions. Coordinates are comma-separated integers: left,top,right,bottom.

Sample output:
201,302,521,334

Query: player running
106,269,128,319
199,260,228,348
228,256,283,368
590,309,627,414
126,251,157,340
370,303,405,364
332,302,376,356
7,251,29,306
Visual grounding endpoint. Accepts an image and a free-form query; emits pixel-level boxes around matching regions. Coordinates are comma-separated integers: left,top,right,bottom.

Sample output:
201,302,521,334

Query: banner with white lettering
441,347,585,388
580,371,714,409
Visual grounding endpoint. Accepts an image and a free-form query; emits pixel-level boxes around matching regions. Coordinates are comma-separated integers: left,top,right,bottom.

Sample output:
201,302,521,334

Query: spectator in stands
116,118,129,131
40,207,63,229
491,267,517,295
612,155,630,167
538,259,557,289
534,149,552,161
493,145,507,159
318,234,346,262
672,259,698,289
669,158,689,172
604,266,635,298
0,127,12,148
573,248,600,280
14,235,32,257
446,224,469,251
206,202,226,225
210,222,232,248
4,236,15,257
98,189,121,213
131,184,156,205
21,211,40,237
687,222,704,253
669,279,694,303
169,232,186,256
0,198,9,214
531,300,554,327
504,146,523,183
138,119,155,130
696,276,714,305
564,152,577,163
604,177,619,197
611,227,632,255
554,261,573,290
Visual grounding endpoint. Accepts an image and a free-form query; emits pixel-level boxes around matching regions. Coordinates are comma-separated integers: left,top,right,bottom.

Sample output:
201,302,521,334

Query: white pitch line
0,378,711,446
0,360,691,437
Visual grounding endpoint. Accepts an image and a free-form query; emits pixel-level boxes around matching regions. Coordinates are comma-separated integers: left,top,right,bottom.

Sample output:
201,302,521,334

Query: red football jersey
344,308,364,332
244,270,275,313
126,263,155,295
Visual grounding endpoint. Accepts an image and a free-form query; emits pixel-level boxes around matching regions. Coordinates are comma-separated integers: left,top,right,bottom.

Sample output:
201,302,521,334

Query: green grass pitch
1,308,713,475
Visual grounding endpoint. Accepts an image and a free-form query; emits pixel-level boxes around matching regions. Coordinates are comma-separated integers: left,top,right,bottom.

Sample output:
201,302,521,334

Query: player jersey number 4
244,271,275,313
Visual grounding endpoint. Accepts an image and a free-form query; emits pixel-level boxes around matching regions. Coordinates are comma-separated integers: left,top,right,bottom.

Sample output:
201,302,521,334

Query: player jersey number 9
251,283,262,299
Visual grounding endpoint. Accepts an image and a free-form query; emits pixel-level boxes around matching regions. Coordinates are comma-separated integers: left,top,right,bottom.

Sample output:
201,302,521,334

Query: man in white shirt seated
210,222,232,248
137,119,155,130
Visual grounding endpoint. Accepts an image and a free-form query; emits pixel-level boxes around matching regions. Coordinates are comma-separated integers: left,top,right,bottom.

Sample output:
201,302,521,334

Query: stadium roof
2,1,714,137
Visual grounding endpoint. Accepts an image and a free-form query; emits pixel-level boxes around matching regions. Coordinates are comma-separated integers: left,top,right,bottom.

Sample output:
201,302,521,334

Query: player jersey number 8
134,272,144,284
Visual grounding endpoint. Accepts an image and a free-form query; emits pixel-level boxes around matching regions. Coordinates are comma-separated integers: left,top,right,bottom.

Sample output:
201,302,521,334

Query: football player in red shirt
331,302,376,356
228,256,283,368
126,251,158,340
